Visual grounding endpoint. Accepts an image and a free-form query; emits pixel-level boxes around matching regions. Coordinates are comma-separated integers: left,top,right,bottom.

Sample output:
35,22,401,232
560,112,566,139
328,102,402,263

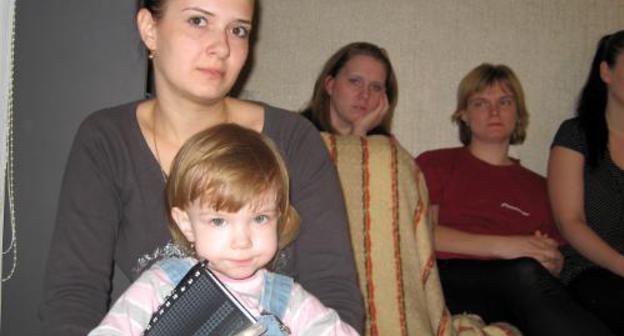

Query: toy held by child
88,124,359,336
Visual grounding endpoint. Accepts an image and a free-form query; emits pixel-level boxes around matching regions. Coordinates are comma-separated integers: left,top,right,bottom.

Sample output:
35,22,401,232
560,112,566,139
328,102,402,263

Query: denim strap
260,271,294,319
156,257,194,285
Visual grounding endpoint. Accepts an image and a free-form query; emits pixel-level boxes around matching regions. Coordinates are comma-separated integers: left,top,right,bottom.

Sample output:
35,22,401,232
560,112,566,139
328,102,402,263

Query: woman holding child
416,63,612,335
41,0,363,334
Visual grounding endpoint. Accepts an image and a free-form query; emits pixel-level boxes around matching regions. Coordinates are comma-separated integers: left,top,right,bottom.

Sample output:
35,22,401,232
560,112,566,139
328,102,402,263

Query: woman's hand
495,231,562,275
435,224,562,276
352,94,389,136
533,231,564,276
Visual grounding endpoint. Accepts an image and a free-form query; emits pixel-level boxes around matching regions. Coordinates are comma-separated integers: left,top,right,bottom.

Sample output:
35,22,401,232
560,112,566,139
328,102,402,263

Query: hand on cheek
352,93,389,136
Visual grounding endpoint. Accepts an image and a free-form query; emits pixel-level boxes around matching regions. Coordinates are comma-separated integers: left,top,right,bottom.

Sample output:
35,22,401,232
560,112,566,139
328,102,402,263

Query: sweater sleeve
88,265,173,336
41,116,122,335
279,116,364,332
284,283,359,336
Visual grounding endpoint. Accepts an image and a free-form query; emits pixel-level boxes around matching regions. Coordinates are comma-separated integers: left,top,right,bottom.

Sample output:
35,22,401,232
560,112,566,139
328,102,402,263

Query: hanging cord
3,0,17,282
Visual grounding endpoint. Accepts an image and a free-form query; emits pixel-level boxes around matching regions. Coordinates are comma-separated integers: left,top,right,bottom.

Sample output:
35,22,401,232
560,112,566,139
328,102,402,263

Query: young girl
89,124,358,336
416,64,612,335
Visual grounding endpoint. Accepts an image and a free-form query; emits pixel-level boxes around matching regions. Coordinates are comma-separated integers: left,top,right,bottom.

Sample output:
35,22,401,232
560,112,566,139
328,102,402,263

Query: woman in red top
416,64,611,336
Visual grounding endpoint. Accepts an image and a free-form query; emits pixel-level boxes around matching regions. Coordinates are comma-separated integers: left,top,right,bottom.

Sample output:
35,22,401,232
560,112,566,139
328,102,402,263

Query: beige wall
242,1,624,175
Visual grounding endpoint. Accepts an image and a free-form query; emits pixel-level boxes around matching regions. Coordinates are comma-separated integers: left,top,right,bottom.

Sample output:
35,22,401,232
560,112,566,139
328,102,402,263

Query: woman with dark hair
548,30,624,334
40,0,363,334
301,41,398,136
416,63,613,336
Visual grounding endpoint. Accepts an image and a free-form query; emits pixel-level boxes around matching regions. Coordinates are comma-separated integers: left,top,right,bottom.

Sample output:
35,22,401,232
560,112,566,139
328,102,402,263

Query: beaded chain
2,0,18,282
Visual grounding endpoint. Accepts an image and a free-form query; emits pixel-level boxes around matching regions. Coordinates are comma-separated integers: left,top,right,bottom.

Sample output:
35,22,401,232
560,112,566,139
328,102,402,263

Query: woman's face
324,55,387,132
602,51,624,109
461,82,517,145
139,0,254,103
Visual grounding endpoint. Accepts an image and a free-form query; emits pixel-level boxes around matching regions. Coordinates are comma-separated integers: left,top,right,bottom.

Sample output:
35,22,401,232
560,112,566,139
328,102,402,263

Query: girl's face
138,0,254,104
172,192,278,280
461,82,517,145
324,55,387,132
601,52,624,109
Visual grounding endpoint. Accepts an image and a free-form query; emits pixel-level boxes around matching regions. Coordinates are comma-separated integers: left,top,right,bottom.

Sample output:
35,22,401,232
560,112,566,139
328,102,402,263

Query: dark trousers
438,257,613,336
568,267,624,336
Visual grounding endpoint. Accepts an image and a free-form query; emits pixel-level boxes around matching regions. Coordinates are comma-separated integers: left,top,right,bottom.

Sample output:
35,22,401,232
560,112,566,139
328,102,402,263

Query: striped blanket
321,133,521,336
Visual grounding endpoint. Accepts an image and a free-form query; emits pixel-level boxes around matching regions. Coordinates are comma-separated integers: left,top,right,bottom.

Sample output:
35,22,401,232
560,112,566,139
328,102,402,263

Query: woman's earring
148,50,155,60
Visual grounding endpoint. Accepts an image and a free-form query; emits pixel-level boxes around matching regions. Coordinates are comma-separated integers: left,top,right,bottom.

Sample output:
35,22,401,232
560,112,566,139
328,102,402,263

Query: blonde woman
416,64,611,336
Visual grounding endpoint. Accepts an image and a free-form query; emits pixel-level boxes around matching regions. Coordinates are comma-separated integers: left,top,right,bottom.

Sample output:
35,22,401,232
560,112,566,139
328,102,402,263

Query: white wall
243,0,624,174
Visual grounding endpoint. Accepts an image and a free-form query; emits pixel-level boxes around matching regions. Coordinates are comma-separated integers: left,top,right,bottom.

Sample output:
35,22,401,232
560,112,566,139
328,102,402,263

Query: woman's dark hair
138,0,166,19
577,30,624,168
138,0,166,96
301,42,398,136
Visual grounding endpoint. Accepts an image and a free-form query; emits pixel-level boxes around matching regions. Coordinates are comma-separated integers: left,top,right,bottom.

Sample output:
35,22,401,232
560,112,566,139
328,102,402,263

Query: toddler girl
89,124,358,336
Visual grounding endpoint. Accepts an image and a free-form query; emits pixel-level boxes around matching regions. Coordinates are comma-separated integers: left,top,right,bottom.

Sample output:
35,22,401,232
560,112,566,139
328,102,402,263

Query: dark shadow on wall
1,1,146,335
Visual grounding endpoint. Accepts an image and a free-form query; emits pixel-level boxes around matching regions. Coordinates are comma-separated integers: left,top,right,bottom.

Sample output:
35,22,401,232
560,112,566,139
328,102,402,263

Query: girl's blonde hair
166,124,300,255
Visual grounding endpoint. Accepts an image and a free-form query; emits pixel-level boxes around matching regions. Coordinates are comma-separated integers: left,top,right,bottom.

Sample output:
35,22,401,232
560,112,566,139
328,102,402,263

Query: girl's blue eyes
210,218,225,227
254,215,269,224
206,215,270,226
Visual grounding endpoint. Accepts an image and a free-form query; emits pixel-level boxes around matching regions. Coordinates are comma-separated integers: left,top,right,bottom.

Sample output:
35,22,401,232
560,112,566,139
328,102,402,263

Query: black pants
568,267,624,336
438,258,613,336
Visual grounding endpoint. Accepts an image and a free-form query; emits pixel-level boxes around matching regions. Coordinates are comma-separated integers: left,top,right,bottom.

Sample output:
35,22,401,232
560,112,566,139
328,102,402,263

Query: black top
552,117,624,283
41,101,363,335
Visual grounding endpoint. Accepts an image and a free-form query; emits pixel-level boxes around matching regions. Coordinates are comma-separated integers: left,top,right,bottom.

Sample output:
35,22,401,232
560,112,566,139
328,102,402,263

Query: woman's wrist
609,254,624,278
486,235,511,259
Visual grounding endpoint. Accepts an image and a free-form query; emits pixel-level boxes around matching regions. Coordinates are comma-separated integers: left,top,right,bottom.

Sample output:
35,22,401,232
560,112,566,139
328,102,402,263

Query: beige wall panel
243,0,624,175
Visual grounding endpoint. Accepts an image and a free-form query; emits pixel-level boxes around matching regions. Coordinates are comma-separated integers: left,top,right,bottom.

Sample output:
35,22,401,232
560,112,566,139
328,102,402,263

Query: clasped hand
498,230,563,276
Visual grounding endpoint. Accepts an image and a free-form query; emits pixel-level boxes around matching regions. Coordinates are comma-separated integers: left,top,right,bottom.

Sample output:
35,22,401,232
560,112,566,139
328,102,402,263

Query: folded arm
432,205,563,275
